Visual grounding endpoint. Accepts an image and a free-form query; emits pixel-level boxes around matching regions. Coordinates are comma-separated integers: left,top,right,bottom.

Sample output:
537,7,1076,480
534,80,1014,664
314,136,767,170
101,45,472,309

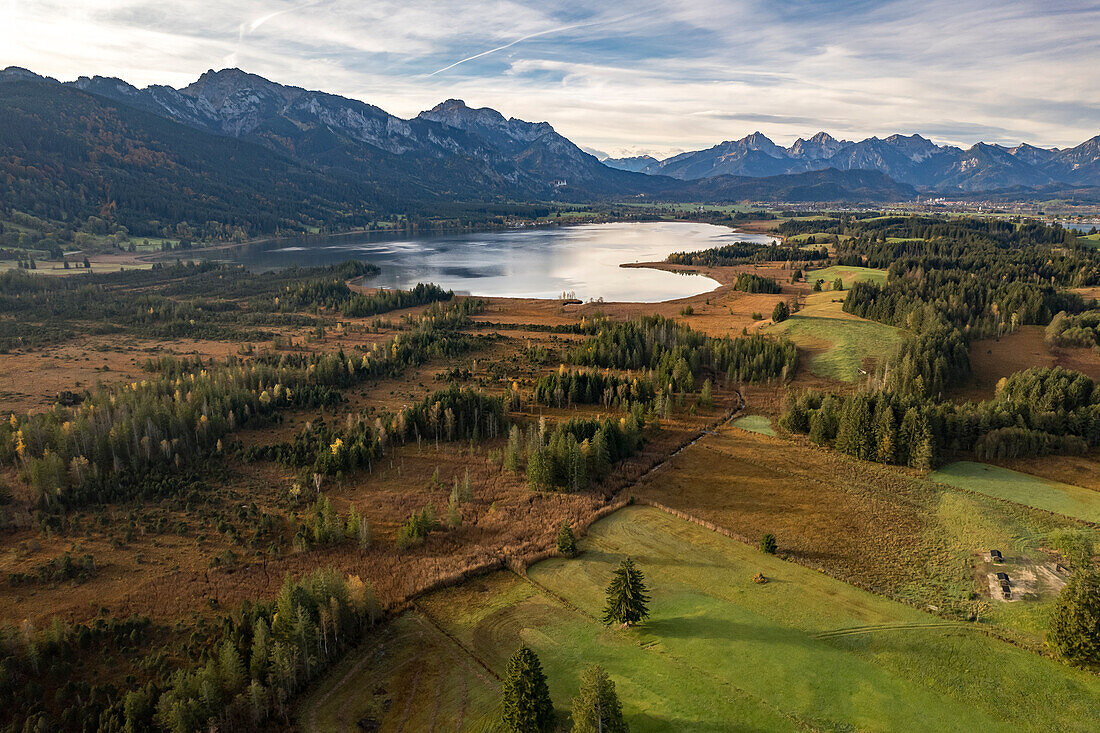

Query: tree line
732,272,782,294
0,568,380,732
666,242,827,267
1,300,482,506
572,315,797,389
781,367,1100,466
1047,310,1100,351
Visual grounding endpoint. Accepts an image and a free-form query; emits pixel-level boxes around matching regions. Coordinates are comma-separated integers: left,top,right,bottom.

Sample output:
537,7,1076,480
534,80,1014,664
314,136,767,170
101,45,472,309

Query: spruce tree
1048,568,1100,665
602,557,651,626
571,665,628,733
501,646,555,732
557,521,577,557
772,300,790,323
874,401,897,464
760,533,777,555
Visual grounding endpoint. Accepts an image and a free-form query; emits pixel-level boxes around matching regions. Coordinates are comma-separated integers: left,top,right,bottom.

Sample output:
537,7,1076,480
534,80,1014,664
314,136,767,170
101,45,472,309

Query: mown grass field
731,414,775,435
301,506,1100,732
930,461,1100,523
805,264,888,286
768,290,903,381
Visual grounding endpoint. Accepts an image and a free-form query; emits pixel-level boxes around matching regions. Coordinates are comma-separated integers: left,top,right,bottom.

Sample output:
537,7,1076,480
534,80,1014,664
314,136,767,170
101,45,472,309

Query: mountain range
0,65,1097,239
604,130,1100,192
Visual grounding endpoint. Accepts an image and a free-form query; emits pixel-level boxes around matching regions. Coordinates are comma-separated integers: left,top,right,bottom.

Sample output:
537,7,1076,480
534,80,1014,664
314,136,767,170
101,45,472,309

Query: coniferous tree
772,300,790,323
602,557,651,626
760,533,778,554
501,646,555,732
1048,568,1100,665
874,401,897,464
557,522,577,557
571,665,627,733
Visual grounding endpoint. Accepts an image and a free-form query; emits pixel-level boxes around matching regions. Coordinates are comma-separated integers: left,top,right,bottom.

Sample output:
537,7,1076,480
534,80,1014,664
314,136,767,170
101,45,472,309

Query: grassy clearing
768,291,903,381
929,461,1100,523
631,425,1096,643
304,506,1100,732
783,232,848,245
805,264,888,286
731,414,775,435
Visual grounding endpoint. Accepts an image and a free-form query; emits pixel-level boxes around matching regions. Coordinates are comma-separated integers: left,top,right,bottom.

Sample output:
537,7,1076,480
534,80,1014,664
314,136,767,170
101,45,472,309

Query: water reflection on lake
216,222,776,302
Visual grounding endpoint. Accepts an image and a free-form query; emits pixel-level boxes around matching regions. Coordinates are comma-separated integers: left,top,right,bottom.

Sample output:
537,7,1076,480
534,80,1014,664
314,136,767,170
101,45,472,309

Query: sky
3,0,1099,158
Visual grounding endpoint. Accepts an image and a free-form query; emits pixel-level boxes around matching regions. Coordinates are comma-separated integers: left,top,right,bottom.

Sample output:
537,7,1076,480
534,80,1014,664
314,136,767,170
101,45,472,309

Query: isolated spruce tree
771,300,790,323
1048,568,1100,665
557,521,578,557
602,557,650,626
501,646,555,732
571,665,628,733
760,533,778,555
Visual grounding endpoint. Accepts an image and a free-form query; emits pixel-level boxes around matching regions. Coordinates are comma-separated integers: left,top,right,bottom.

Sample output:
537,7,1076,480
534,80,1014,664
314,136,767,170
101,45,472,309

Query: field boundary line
411,601,503,686
815,621,974,639
302,636,388,733
516,569,601,623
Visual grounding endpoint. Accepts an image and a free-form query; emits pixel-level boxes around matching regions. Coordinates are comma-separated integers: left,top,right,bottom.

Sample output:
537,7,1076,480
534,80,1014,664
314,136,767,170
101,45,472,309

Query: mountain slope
0,65,923,234
0,78,378,237
666,168,916,203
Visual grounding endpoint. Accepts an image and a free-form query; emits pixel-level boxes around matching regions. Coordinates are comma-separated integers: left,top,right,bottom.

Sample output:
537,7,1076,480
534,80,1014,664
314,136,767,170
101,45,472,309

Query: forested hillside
0,80,380,238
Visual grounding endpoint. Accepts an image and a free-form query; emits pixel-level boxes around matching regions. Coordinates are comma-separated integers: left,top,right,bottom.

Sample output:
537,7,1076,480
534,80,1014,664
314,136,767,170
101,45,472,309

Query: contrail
240,0,321,40
426,15,635,77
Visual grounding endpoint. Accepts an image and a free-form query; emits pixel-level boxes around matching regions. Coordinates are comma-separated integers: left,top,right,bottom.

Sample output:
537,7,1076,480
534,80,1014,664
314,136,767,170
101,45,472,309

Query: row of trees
572,316,797,389
282,278,451,317
732,272,782,294
666,242,828,266
3,300,481,506
780,367,1100,466
533,369,656,409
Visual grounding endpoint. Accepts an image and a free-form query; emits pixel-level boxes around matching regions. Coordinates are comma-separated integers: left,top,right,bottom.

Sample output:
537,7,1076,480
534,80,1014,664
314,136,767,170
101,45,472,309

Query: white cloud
1,0,1097,156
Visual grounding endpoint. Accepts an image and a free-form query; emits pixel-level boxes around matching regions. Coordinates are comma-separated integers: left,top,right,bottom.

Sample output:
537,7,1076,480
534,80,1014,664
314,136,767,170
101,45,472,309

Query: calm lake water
216,222,775,302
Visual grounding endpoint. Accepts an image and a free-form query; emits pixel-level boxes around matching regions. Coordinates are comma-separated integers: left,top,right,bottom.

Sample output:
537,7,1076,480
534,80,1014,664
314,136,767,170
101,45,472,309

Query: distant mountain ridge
0,64,921,236
4,64,1093,240
606,129,1100,191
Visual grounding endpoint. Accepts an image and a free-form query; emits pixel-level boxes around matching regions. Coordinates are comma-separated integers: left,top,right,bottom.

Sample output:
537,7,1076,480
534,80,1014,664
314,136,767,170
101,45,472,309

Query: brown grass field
0,285,745,630
952,325,1100,401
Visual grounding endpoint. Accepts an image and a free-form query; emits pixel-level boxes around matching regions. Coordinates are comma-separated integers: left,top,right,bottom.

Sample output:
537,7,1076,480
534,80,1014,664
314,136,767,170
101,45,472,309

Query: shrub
760,533,777,554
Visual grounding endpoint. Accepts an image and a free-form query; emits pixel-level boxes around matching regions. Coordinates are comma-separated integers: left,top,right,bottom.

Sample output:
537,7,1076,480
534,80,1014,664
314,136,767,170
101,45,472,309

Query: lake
214,222,775,302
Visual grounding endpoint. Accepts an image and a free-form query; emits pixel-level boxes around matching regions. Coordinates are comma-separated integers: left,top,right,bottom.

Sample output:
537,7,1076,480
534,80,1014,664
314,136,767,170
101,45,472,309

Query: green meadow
300,506,1100,732
805,264,888,286
769,290,903,382
930,461,1100,523
731,414,776,435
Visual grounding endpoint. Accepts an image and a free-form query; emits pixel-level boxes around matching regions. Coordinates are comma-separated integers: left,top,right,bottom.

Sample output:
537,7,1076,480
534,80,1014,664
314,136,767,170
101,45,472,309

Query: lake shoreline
188,221,760,303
